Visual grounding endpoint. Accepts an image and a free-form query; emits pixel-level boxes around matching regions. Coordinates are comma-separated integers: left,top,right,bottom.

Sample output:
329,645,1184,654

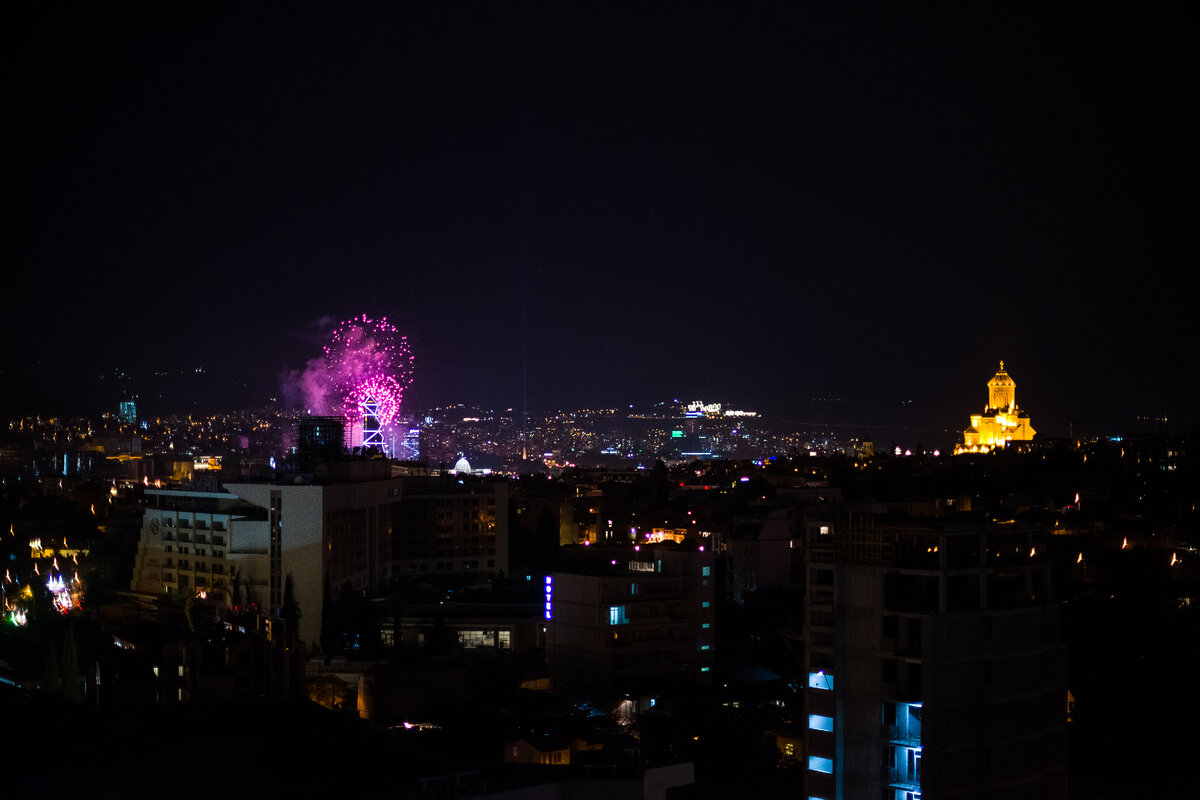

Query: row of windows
404,560,497,572
165,561,225,574
165,546,224,558
161,518,227,532
606,602,713,625
457,629,512,649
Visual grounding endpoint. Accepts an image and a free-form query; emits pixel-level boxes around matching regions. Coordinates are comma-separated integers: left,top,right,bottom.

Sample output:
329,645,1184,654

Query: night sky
6,3,1196,444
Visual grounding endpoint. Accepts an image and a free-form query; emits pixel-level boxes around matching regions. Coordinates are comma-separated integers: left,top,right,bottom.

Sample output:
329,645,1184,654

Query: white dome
453,456,472,473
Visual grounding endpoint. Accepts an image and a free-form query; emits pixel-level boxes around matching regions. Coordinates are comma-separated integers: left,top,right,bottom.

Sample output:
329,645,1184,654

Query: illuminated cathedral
955,361,1037,454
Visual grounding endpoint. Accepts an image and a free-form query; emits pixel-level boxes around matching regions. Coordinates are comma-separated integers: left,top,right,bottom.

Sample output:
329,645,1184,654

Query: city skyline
7,5,1195,438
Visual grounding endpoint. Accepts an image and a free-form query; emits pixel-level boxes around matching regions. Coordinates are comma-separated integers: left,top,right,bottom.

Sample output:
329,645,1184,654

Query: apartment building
802,514,1067,800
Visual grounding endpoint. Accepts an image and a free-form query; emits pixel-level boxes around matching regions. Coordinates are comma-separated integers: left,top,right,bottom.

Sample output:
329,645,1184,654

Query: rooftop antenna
519,9,532,463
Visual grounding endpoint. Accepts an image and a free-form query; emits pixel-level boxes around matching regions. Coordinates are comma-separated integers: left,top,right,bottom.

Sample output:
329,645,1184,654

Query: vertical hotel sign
544,575,553,620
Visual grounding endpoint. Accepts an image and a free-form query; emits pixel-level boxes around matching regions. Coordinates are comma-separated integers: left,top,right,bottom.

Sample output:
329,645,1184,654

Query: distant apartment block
130,488,270,609
726,503,797,603
548,544,716,694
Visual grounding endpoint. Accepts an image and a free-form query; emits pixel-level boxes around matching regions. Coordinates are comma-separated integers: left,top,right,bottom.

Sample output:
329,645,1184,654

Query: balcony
883,723,920,746
886,768,920,790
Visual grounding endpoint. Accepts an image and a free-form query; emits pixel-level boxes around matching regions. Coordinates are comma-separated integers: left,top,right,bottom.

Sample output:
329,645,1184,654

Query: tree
231,567,244,612
282,573,302,646
61,624,82,703
305,673,350,712
184,593,198,632
320,574,335,654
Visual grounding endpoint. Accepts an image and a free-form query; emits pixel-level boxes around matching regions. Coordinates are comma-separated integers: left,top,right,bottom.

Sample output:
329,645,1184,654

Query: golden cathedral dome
988,361,1015,387
956,360,1036,454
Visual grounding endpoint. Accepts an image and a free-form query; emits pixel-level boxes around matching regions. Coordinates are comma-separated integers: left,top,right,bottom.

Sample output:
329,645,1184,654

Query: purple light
322,315,414,426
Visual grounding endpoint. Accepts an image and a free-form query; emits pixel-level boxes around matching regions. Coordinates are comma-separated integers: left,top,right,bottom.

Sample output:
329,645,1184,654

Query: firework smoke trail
322,315,414,425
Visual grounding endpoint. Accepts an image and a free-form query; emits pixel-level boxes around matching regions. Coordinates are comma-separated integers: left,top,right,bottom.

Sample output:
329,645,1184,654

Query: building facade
130,488,270,608
131,469,509,654
802,515,1067,799
547,544,716,695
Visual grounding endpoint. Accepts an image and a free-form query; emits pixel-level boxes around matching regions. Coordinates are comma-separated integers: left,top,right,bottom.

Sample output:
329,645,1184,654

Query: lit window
808,671,834,690
808,755,833,774
808,714,834,732
702,566,711,576
702,622,711,629
609,606,629,625
700,666,710,673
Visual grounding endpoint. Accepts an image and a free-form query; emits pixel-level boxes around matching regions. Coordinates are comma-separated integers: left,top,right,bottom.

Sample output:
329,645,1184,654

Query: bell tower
987,361,1016,412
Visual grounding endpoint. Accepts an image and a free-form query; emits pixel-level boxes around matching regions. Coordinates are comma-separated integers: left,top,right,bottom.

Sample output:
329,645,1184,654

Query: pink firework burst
323,314,414,425
344,374,404,425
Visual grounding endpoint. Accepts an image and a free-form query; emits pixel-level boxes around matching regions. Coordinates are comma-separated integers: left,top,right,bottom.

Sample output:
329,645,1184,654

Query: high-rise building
801,515,1067,799
956,362,1037,454
295,416,348,472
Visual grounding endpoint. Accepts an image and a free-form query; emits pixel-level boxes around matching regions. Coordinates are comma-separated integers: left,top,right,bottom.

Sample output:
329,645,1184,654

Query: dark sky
5,3,1196,444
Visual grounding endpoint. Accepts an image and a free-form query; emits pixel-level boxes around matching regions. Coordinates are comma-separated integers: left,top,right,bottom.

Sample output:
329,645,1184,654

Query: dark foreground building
802,513,1067,799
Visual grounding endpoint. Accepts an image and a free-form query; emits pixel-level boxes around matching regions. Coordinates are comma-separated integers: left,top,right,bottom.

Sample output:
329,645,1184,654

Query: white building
130,488,270,611
132,466,510,655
